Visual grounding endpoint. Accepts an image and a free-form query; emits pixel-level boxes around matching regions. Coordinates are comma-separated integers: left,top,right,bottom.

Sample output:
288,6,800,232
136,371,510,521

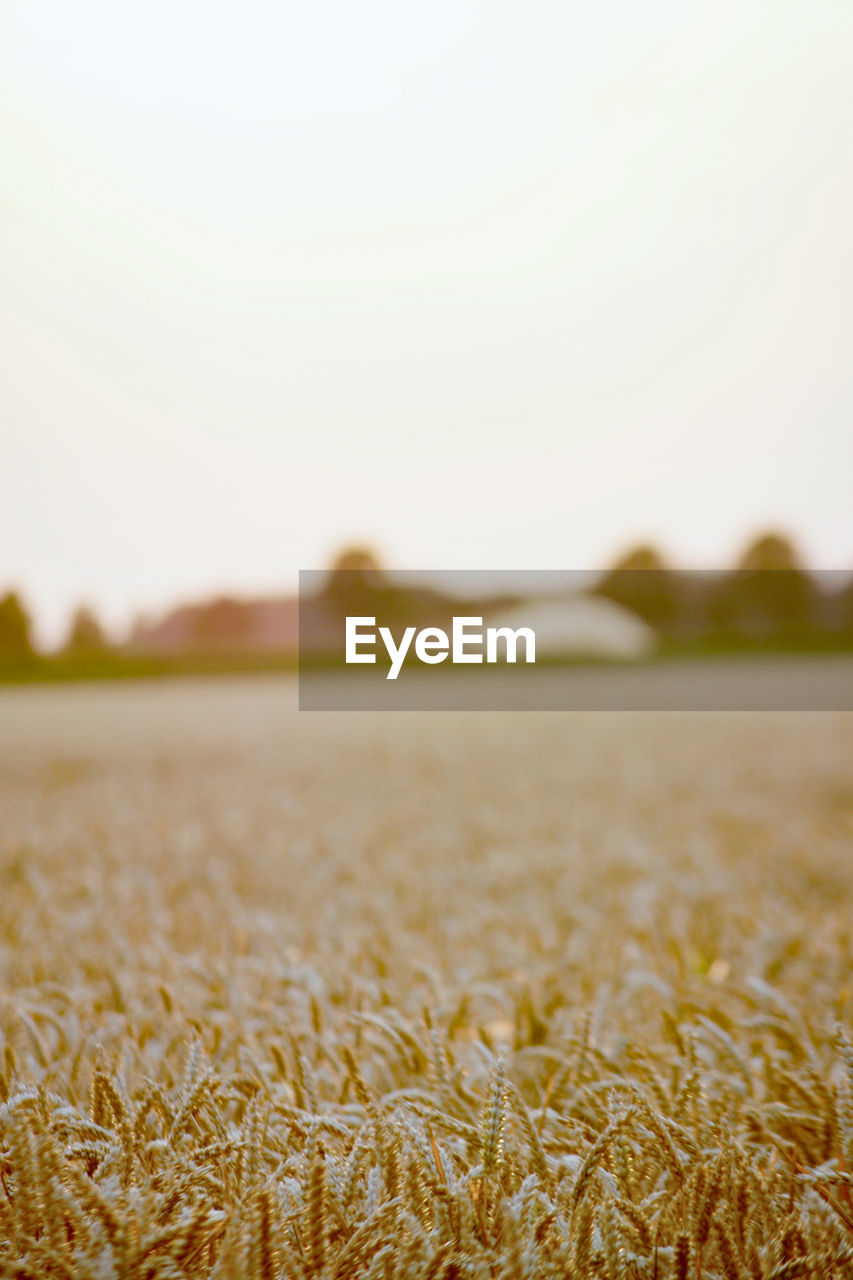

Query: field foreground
1,678,852,1277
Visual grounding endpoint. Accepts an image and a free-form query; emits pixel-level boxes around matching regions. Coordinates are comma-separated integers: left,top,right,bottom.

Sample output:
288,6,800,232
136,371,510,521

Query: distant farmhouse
489,596,655,661
129,595,333,657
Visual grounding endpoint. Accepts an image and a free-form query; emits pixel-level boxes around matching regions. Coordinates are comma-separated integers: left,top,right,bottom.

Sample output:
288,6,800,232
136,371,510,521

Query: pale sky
2,0,852,645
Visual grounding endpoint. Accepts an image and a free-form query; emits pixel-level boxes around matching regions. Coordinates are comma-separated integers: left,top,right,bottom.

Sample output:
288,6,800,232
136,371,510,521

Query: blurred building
488,596,656,661
129,595,332,656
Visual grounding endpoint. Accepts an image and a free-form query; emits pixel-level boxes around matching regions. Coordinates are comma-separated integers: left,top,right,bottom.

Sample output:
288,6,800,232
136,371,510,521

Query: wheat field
1,677,852,1277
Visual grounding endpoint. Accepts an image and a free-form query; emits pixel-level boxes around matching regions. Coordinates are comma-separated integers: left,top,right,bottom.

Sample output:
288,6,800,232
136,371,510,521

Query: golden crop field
1,677,852,1277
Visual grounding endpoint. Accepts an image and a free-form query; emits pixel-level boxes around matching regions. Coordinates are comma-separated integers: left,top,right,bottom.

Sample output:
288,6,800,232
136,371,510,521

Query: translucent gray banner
298,569,853,710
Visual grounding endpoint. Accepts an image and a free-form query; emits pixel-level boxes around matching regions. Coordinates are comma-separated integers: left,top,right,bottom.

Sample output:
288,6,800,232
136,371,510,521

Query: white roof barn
488,595,656,661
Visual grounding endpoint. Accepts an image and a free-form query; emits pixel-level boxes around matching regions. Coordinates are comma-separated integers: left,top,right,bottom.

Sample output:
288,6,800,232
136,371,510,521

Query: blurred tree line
1,530,852,672
595,533,853,642
322,534,853,645
0,594,108,667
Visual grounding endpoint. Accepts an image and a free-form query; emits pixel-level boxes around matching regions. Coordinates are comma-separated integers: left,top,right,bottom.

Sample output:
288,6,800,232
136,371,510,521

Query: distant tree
736,532,802,572
596,545,681,631
65,605,109,655
709,531,814,634
324,545,385,618
332,546,382,573
327,545,384,586
606,546,670,574
0,591,34,662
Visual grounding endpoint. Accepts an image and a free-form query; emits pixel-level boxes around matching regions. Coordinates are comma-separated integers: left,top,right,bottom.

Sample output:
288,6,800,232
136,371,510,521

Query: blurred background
2,1,852,661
